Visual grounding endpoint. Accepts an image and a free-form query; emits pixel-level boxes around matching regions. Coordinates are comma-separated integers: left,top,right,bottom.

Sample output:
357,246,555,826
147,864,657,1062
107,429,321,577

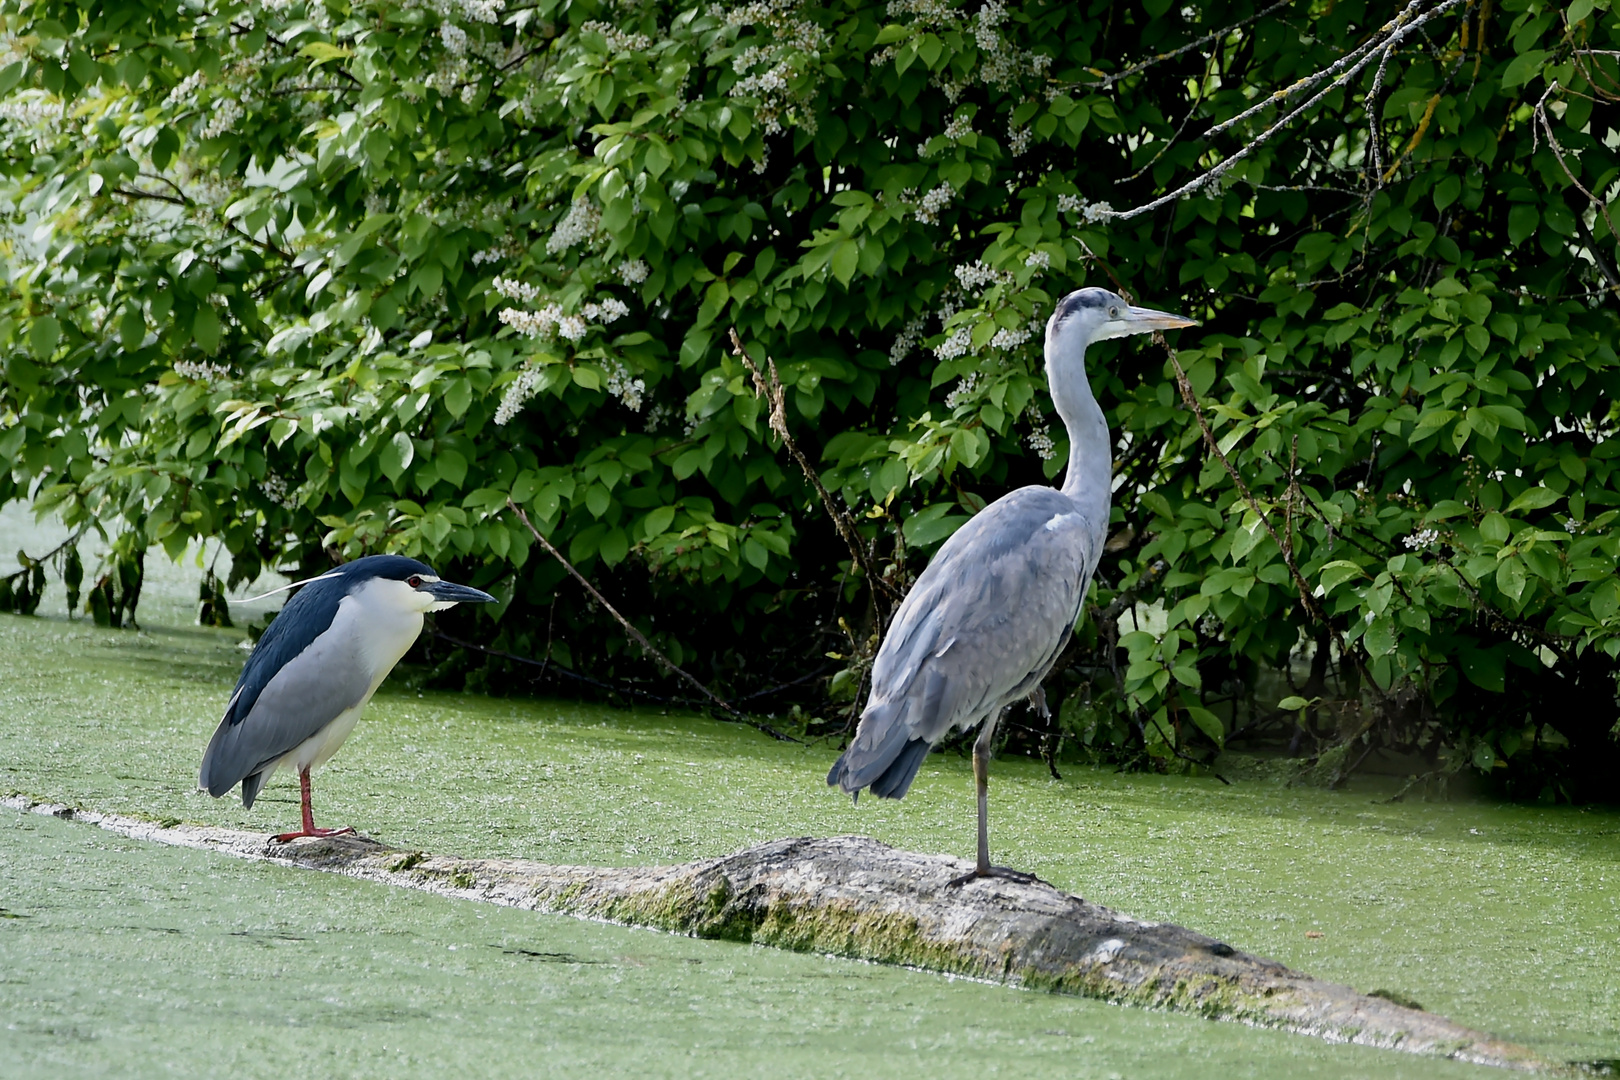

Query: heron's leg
947,707,1041,888
972,706,999,875
273,768,355,842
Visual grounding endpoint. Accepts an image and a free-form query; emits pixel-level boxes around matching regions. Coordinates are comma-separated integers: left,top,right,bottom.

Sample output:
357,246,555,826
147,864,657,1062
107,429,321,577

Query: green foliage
3,0,1619,793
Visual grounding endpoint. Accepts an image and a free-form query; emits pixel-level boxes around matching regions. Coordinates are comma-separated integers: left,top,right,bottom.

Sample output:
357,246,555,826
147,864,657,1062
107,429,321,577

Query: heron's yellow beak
1122,305,1199,331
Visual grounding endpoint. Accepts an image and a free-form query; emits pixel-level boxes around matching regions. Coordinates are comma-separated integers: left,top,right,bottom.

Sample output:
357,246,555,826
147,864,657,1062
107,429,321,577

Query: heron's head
1046,288,1198,358
341,554,498,614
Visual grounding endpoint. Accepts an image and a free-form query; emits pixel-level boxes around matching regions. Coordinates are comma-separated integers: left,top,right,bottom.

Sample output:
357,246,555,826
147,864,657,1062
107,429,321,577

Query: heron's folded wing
866,488,1098,745
199,586,370,795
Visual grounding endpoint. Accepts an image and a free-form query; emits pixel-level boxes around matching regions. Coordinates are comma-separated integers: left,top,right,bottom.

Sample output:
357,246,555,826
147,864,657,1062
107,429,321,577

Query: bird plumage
199,555,481,809
826,287,1195,881
827,487,1100,798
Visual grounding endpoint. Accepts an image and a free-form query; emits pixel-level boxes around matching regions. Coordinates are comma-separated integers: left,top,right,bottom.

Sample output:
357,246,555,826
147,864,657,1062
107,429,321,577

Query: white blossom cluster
1057,193,1114,223
546,197,601,254
0,29,29,66
471,235,524,266
260,472,297,510
407,0,505,23
884,0,953,26
1007,124,1032,156
934,326,973,362
0,94,58,127
498,293,627,342
944,370,982,408
975,0,1006,49
492,276,542,304
931,75,967,103
888,315,926,365
602,357,646,411
913,183,954,225
199,97,244,139
1026,417,1056,461
618,259,651,285
163,70,206,111
724,0,828,135
1024,249,1050,270
643,401,672,432
173,360,233,382
1402,528,1440,550
364,190,392,216
582,297,630,324
441,21,469,56
954,259,1012,294
580,20,652,53
943,113,974,140
495,365,544,426
989,325,1031,350
500,304,567,338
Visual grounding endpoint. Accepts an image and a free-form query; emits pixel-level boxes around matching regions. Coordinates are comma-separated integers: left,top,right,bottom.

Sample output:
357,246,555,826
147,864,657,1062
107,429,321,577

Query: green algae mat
2,603,1617,1076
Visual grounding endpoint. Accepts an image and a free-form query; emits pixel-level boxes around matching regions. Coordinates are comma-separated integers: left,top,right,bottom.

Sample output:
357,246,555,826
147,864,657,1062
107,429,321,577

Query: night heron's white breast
279,576,427,776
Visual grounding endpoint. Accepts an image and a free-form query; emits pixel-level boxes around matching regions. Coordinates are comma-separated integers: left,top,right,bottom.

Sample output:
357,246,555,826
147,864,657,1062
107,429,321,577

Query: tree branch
507,500,794,741
728,328,902,620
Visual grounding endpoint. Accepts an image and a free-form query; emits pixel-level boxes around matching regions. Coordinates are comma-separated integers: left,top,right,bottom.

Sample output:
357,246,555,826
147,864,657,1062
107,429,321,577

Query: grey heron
827,287,1197,883
199,555,496,841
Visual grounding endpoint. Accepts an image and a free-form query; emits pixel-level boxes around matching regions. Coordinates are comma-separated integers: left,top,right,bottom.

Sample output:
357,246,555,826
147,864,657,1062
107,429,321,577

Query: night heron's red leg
948,706,1039,887
273,768,355,843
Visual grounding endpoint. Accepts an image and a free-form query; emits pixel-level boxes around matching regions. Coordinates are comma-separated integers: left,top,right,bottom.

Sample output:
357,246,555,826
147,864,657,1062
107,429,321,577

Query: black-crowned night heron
199,554,496,841
827,287,1197,884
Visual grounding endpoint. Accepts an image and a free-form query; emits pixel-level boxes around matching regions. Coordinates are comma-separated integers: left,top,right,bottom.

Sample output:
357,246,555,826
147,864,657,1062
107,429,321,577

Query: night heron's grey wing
199,576,370,805
829,487,1101,798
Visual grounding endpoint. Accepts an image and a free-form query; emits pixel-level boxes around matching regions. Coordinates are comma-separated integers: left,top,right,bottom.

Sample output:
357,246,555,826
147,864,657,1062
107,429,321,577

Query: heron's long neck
1050,349,1111,536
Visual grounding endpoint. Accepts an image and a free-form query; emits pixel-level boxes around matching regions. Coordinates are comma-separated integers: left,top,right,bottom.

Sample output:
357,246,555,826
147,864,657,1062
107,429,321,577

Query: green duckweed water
0,509,1616,1076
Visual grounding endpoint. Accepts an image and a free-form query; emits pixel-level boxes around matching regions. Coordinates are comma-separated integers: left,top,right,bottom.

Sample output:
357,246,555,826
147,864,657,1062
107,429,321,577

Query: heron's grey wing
199,588,370,801
829,487,1100,797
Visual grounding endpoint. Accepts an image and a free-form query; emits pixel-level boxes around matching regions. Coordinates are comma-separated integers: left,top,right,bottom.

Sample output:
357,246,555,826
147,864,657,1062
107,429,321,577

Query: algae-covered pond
1,512,1616,1077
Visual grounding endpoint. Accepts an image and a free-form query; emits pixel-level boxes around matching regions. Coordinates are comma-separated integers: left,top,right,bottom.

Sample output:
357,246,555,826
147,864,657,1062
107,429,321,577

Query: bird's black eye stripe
407,575,422,588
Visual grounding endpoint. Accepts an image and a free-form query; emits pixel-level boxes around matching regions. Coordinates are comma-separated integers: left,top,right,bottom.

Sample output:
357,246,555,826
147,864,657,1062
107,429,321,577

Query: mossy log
7,797,1563,1073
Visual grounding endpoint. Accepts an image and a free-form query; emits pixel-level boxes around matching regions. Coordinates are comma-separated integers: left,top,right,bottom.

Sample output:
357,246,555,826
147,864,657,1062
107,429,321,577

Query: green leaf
445,378,473,419
1507,205,1539,246
193,306,221,353
300,41,354,66
642,505,676,537
1278,696,1309,711
380,432,414,481
1505,486,1559,514
29,316,60,360
1185,706,1224,747
1318,560,1366,592
437,448,468,489
830,239,859,286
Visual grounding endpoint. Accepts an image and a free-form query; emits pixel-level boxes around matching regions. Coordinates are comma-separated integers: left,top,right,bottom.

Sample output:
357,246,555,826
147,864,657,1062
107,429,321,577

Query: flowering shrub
2,0,1618,795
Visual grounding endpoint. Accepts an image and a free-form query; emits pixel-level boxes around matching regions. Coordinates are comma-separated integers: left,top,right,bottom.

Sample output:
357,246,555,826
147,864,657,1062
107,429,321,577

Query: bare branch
728,328,902,619
1071,0,1294,90
507,500,794,741
1101,0,1471,225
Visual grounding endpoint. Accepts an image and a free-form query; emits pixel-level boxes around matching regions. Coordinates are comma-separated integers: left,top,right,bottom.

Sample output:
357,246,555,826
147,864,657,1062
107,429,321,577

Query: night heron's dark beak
1123,305,1199,331
424,580,498,604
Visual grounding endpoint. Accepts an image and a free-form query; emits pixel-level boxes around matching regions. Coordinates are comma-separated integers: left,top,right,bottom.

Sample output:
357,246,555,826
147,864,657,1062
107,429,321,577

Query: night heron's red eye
407,575,423,588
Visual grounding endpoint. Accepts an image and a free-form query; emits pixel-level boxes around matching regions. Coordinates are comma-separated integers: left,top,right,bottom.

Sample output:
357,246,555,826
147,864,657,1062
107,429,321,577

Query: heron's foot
273,825,355,843
945,865,1042,888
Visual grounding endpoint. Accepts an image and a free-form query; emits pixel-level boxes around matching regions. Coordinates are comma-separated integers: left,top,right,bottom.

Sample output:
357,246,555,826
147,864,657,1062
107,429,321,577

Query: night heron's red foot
272,825,355,843
945,865,1041,888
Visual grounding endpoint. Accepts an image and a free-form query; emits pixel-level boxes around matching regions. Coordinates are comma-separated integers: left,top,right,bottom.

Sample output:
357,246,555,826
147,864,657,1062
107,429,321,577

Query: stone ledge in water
1,796,1570,1074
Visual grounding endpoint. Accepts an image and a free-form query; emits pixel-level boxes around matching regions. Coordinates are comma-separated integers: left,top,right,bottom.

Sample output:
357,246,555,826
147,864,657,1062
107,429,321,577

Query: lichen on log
4,797,1567,1073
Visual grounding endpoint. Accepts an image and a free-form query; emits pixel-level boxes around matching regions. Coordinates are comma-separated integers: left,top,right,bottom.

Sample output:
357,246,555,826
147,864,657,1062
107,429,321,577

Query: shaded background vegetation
2,0,1618,798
